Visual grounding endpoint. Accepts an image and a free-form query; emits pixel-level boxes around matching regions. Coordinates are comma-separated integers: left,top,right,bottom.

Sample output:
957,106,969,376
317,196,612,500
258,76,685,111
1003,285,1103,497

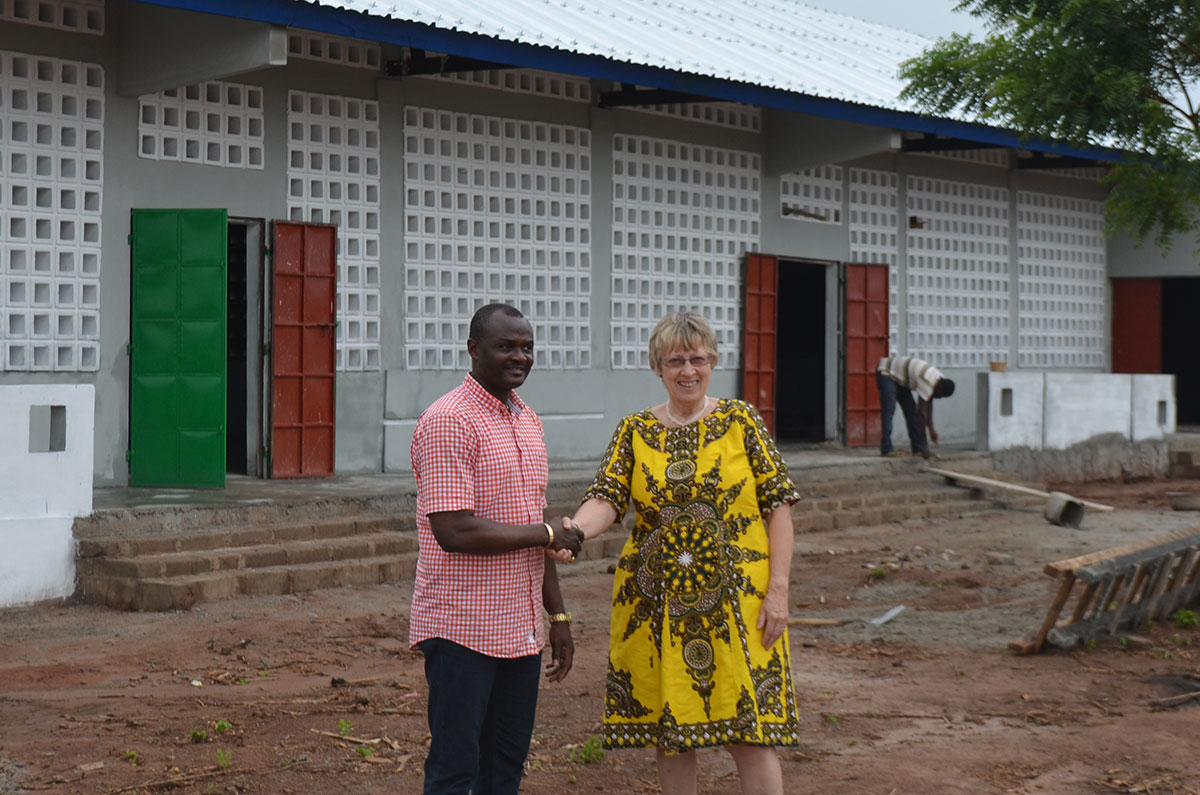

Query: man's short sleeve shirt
877,355,943,401
408,374,549,658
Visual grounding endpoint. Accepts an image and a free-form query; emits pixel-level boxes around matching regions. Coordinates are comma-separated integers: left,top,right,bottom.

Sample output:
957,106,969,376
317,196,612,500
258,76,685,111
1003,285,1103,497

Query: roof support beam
764,108,900,176
117,3,286,97
597,86,715,108
901,134,1005,153
384,49,512,77
1016,153,1104,170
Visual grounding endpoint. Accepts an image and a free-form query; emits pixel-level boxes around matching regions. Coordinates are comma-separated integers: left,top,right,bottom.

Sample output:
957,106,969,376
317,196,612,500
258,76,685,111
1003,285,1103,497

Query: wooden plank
1027,575,1077,654
787,617,844,626
1164,549,1200,618
1044,527,1200,577
1110,566,1146,634
1174,553,1200,616
1132,558,1170,629
1067,581,1099,623
926,467,1115,512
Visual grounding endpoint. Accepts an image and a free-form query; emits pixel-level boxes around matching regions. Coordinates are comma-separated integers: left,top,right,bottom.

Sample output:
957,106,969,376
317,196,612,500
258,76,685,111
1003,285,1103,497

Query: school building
0,0,1192,489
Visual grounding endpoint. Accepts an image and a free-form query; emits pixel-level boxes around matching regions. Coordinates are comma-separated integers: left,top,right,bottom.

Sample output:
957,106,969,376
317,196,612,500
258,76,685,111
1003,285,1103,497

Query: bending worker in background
875,354,955,459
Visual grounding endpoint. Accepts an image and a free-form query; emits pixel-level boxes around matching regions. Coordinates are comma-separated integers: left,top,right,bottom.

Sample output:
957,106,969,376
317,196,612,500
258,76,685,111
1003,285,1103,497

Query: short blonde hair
648,311,719,372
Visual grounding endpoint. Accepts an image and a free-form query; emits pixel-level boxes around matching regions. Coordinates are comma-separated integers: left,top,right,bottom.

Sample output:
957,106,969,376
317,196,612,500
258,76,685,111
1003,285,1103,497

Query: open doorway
775,259,834,442
1163,277,1200,426
226,218,266,476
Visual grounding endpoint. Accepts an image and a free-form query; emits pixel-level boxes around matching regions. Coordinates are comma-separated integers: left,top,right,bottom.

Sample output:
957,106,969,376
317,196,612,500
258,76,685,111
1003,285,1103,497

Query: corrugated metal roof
128,0,1121,160
314,0,932,113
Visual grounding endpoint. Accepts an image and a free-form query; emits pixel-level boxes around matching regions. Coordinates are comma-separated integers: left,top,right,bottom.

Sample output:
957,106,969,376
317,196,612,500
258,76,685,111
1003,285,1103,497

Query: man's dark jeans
876,371,925,456
420,637,542,795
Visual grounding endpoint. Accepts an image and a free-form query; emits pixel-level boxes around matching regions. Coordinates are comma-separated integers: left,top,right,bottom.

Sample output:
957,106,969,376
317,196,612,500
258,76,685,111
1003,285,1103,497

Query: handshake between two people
546,516,584,564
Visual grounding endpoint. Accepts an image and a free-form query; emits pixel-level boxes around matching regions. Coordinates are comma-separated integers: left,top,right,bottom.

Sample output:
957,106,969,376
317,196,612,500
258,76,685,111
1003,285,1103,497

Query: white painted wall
1132,375,1177,441
1043,374,1133,449
0,384,94,607
976,373,1175,451
975,371,1044,450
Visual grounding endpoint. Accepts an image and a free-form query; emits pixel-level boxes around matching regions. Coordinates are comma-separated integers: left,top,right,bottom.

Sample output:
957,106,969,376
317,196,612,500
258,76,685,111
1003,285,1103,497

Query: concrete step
76,515,405,558
78,531,417,580
77,554,421,612
73,465,1013,612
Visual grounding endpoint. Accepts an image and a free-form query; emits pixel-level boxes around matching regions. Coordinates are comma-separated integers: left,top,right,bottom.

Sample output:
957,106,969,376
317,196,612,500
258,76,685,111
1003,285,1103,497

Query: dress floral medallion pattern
586,399,803,751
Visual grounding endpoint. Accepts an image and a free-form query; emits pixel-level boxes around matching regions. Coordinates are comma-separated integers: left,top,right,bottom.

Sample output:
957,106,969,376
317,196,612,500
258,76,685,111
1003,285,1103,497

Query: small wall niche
29,404,66,453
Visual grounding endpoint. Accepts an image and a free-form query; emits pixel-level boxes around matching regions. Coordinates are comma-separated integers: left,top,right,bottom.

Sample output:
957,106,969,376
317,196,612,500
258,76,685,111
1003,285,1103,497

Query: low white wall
0,384,94,607
1043,374,1133,449
1132,375,1177,441
977,373,1174,451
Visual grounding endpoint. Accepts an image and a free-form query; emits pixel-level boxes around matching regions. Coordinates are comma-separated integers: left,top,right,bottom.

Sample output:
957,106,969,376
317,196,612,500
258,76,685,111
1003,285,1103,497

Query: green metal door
129,209,228,487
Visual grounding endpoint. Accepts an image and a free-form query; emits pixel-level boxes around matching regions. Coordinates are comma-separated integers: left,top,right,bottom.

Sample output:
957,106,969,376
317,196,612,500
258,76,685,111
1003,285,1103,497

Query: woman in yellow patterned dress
566,311,800,795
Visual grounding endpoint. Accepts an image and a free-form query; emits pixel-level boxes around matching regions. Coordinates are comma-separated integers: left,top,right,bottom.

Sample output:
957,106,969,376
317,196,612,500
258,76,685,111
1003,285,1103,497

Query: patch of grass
189,729,208,744
213,719,233,735
216,749,232,770
823,713,841,725
1085,637,1098,651
337,719,354,738
1118,636,1130,650
355,745,376,759
568,735,604,765
1170,633,1191,648
1173,608,1198,629
867,568,888,582
1154,647,1174,660
122,749,140,768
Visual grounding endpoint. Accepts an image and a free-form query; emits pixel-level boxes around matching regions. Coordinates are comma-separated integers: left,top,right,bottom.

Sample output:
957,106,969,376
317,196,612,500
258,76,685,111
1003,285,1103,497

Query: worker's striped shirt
876,356,943,401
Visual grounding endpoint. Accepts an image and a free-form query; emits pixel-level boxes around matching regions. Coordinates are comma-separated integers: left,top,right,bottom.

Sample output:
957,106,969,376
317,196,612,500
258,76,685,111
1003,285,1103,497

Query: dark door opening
775,261,826,442
225,219,265,476
1163,277,1200,426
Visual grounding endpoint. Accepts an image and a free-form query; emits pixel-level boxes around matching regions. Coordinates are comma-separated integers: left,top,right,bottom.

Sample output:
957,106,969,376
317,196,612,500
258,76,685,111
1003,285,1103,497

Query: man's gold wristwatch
547,612,572,625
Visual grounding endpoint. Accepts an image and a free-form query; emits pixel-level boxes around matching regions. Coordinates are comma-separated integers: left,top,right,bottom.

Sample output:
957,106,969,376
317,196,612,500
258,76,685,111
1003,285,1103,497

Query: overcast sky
811,0,990,40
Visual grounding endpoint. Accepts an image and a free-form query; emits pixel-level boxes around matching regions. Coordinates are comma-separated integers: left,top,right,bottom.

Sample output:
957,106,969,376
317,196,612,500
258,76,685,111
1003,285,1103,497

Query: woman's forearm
765,504,794,590
572,497,619,541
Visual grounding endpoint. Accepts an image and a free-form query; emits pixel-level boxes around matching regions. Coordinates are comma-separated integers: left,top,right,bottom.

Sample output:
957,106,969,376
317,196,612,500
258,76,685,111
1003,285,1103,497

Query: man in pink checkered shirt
410,303,584,794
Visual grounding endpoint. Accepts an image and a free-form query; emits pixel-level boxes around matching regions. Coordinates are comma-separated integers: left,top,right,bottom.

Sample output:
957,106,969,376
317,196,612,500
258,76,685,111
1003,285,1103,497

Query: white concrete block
976,372,1044,450
0,517,76,605
383,419,417,473
1043,374,1131,449
0,384,94,519
1131,374,1176,441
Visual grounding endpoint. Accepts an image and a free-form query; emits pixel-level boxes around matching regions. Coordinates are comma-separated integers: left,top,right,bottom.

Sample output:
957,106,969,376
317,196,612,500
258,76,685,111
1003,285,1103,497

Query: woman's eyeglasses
661,355,712,370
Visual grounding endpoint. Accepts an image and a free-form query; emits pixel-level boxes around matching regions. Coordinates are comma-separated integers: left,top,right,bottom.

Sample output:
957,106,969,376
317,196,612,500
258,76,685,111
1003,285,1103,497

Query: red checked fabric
408,374,550,658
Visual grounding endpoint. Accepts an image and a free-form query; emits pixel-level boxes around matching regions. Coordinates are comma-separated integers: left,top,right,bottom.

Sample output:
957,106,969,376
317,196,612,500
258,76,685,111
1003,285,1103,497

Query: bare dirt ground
3,479,1200,795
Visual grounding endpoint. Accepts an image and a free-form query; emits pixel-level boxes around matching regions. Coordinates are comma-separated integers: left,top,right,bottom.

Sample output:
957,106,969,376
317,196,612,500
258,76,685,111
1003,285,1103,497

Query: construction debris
870,605,906,626
1010,526,1200,654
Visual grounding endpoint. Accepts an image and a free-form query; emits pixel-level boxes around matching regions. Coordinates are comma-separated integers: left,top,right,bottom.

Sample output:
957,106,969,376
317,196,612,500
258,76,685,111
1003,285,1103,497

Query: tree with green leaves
900,1,1200,250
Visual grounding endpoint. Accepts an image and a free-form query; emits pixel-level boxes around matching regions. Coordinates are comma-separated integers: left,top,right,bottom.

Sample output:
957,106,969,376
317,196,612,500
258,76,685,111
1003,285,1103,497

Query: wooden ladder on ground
1011,526,1200,654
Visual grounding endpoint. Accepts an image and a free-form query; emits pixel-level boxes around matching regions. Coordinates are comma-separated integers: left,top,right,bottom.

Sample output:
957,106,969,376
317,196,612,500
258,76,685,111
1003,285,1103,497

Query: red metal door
270,222,336,478
1112,278,1162,373
844,264,889,447
743,253,778,434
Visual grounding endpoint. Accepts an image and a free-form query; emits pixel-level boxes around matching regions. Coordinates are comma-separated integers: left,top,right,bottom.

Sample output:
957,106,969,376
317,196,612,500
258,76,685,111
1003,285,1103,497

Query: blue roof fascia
130,0,1123,164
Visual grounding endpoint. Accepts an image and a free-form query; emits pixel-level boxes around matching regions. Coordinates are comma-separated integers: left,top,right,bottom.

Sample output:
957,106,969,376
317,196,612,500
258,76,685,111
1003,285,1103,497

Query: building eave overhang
129,0,1124,164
